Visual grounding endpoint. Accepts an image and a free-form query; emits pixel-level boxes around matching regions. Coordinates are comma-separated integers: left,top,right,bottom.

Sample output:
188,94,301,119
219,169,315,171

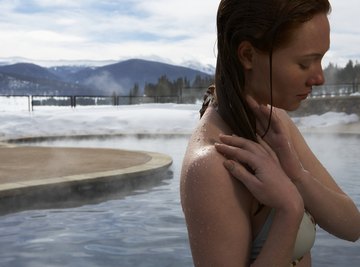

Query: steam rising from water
83,70,128,95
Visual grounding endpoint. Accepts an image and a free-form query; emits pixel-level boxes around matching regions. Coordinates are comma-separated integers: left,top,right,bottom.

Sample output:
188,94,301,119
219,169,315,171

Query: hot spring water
0,133,358,267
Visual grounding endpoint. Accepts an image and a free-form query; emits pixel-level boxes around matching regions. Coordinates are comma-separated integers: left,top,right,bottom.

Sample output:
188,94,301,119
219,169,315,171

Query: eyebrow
300,52,326,60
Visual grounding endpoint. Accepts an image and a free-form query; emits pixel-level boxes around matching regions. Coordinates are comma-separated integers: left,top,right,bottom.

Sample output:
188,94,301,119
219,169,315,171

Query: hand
215,134,304,211
246,95,306,182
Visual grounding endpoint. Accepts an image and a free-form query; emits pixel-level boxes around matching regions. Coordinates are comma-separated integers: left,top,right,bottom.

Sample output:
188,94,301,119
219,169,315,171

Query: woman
180,0,360,266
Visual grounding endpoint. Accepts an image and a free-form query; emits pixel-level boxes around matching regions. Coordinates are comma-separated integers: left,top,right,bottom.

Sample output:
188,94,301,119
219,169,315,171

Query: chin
287,105,301,111
275,102,301,112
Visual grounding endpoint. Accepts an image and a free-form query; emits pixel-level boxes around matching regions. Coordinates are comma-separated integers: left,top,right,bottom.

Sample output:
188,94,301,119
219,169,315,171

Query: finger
257,104,274,134
217,135,271,167
219,134,263,155
245,94,260,111
255,103,283,138
245,95,272,134
215,142,264,172
259,109,289,143
256,134,280,164
215,142,253,160
264,108,283,135
223,160,262,191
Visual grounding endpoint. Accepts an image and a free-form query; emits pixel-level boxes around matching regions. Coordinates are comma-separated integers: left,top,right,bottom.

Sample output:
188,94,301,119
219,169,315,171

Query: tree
323,62,339,84
156,75,172,96
130,83,140,96
337,60,357,83
191,74,215,88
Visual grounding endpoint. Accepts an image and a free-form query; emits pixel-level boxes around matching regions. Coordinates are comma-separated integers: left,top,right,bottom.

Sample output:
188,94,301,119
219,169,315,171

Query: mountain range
0,59,214,96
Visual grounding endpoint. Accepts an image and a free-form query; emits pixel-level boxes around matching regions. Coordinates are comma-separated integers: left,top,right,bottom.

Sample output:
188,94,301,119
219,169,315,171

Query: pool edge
0,138,173,215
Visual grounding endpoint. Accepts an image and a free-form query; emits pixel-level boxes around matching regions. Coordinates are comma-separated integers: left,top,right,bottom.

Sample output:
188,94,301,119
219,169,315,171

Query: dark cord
261,50,274,138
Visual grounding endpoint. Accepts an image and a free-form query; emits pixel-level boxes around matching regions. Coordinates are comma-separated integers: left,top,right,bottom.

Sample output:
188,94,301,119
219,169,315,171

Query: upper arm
280,110,345,194
180,148,253,267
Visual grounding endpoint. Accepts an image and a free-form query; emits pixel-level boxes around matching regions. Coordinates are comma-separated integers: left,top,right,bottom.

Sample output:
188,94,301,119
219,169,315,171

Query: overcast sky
0,0,359,67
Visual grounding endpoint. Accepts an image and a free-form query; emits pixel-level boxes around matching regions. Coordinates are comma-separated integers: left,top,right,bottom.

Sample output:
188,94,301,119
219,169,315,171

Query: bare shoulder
181,142,252,213
180,141,253,266
179,107,260,266
180,107,253,212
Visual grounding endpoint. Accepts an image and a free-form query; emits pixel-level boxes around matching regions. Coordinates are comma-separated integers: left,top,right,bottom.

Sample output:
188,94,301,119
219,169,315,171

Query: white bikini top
250,209,316,265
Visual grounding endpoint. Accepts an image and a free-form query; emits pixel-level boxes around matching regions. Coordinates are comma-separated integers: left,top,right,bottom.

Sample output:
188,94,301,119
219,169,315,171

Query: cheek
271,70,298,104
272,66,301,94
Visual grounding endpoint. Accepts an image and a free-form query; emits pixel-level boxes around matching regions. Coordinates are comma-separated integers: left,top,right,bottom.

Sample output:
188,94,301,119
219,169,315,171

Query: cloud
0,0,359,67
0,0,219,65
25,30,85,43
325,0,360,66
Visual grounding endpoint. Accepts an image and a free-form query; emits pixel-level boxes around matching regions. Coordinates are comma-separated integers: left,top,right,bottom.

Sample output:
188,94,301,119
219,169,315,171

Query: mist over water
304,133,360,204
0,136,193,267
0,133,358,267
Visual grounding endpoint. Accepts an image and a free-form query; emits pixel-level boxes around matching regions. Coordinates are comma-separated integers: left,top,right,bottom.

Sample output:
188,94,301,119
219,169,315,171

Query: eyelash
299,63,310,70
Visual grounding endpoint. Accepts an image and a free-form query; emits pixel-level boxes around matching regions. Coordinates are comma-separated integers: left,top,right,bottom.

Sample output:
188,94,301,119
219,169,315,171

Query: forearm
252,207,303,267
295,170,360,241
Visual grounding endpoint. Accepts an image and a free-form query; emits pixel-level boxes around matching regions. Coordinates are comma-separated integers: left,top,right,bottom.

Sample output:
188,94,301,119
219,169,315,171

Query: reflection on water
0,134,358,267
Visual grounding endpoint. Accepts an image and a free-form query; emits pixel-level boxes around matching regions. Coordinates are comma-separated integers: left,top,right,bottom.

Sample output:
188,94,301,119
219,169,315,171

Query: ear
237,41,255,70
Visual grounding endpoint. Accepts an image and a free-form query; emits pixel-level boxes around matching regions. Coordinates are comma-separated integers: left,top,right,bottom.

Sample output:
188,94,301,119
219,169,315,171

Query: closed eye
299,63,310,70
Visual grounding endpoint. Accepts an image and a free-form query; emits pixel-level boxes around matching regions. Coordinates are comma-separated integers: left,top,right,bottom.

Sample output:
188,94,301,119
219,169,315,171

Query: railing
311,83,359,98
1,84,359,111
0,94,182,111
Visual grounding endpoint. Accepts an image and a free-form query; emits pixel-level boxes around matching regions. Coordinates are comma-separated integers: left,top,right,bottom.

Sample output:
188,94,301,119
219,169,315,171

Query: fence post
112,94,117,105
179,87,183,103
28,95,33,112
71,96,77,108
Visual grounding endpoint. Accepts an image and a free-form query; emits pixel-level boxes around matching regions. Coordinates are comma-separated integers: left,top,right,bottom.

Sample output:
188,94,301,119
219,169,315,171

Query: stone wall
289,96,360,116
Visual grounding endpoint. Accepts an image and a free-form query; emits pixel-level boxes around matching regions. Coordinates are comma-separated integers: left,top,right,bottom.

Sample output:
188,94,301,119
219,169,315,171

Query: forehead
281,13,330,56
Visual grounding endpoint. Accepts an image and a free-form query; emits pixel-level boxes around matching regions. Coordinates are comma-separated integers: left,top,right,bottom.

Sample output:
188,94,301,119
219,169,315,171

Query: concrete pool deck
0,143,173,214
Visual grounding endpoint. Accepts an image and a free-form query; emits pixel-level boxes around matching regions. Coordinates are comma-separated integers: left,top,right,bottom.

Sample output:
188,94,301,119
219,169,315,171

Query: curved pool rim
0,134,174,215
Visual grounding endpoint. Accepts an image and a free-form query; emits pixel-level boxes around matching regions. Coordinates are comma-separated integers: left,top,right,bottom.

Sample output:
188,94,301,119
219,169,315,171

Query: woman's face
246,13,330,111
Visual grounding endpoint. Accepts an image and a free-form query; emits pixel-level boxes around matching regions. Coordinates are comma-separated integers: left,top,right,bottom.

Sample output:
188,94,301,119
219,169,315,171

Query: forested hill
1,58,359,96
0,59,213,96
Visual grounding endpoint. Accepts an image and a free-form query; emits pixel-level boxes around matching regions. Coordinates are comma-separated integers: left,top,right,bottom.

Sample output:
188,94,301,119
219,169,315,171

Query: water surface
0,133,358,267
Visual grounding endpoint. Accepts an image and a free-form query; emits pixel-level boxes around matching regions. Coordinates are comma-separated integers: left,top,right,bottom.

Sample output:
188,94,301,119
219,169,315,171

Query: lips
297,94,309,100
297,89,312,99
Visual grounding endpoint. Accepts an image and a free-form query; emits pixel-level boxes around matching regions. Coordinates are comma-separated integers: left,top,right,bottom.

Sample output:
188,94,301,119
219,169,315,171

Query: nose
306,65,325,86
